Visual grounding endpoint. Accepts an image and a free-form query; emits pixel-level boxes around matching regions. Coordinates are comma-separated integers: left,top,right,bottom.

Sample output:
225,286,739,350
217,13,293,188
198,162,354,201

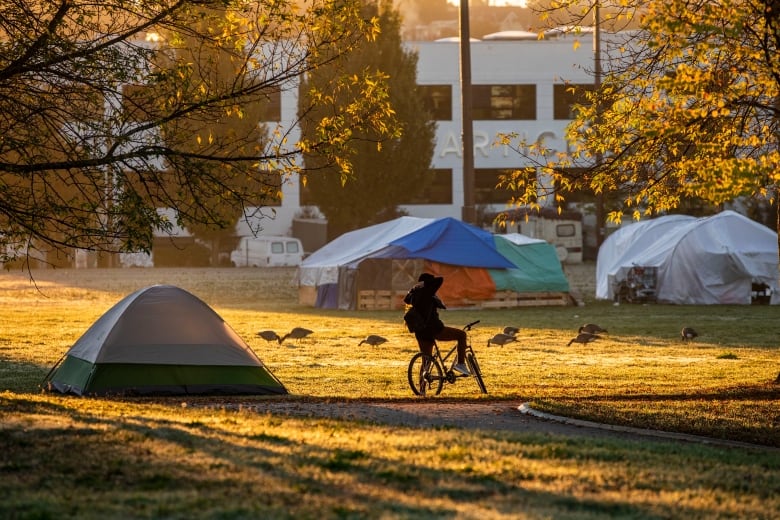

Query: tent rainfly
596,211,779,304
43,285,287,396
297,216,570,309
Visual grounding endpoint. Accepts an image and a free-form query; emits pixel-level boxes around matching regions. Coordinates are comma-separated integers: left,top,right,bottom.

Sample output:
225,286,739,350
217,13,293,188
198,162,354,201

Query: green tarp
490,236,570,293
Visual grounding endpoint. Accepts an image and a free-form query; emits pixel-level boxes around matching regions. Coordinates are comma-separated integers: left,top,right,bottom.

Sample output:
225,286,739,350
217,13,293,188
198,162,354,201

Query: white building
248,36,596,240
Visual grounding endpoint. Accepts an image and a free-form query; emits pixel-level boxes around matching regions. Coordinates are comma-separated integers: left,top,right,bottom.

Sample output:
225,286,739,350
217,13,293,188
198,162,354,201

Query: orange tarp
423,261,497,306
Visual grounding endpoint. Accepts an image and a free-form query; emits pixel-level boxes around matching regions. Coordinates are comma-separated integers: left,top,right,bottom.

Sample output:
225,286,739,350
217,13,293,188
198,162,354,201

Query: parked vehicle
230,236,303,267
489,207,584,263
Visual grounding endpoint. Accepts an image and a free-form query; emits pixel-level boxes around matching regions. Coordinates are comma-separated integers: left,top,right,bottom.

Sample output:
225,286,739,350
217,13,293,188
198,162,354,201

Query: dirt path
211,398,773,451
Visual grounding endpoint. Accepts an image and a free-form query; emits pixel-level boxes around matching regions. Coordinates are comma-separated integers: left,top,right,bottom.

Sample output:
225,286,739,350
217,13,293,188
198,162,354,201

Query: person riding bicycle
404,272,470,376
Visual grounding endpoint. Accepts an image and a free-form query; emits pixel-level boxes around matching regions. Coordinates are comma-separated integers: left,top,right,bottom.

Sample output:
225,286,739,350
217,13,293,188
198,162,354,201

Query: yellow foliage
496,0,780,224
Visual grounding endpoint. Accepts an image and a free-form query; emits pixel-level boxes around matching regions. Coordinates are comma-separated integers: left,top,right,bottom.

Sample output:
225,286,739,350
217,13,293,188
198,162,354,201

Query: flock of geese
255,324,701,347
487,322,700,347
256,327,314,345
256,327,390,347
566,324,699,346
566,323,609,346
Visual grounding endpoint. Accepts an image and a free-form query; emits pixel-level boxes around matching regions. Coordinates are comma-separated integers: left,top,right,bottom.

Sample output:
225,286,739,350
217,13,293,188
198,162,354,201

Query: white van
230,236,304,267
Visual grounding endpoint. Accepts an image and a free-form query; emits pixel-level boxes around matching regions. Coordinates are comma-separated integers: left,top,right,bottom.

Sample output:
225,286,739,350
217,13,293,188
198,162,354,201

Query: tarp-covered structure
43,285,288,396
596,211,779,304
297,217,570,309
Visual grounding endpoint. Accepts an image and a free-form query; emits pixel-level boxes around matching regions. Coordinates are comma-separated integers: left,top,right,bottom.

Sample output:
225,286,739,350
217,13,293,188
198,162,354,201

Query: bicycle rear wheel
466,351,487,394
408,353,443,396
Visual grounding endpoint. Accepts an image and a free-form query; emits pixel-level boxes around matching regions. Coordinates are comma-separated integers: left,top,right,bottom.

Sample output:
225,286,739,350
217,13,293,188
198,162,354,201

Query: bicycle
407,320,487,396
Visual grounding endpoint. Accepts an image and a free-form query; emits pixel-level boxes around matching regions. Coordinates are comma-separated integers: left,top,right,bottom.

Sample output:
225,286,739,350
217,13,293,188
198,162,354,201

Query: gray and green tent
43,285,287,396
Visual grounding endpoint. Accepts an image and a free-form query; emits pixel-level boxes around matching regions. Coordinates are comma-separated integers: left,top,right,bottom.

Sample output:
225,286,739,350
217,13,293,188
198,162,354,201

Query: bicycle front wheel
466,351,487,394
408,353,443,396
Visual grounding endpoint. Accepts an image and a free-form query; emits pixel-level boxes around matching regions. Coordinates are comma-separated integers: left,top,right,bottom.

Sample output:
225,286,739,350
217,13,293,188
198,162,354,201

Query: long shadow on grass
0,356,51,393
3,393,757,519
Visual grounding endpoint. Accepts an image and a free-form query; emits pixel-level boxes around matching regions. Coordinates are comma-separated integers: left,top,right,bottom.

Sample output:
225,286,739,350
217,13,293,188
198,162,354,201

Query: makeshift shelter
596,214,696,300
298,217,570,309
493,233,570,293
43,285,288,396
596,211,779,304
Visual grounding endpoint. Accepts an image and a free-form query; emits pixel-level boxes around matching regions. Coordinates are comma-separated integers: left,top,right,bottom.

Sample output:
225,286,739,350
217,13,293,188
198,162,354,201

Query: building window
259,90,282,122
406,169,453,204
474,168,523,204
553,83,594,120
472,85,536,120
418,85,452,121
300,169,452,206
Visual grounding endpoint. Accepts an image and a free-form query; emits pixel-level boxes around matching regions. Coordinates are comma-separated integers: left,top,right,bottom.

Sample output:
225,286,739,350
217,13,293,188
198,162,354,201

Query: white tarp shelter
596,211,779,304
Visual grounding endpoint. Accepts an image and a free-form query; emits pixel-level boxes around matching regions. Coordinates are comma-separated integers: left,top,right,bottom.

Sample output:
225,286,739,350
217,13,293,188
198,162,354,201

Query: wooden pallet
357,289,571,310
479,291,519,308
358,290,391,310
392,291,408,310
480,291,571,308
298,286,317,307
515,292,571,307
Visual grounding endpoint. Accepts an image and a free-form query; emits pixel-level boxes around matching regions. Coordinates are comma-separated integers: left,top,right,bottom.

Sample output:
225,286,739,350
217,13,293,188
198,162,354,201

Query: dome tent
596,214,696,301
596,211,779,305
43,285,287,396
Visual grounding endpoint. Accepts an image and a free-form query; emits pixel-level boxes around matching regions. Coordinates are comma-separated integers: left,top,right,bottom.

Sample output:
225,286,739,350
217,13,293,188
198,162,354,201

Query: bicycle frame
432,342,462,380
407,320,487,396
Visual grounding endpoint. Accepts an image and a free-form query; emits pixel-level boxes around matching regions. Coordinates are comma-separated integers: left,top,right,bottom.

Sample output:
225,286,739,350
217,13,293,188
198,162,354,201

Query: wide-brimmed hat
418,273,443,290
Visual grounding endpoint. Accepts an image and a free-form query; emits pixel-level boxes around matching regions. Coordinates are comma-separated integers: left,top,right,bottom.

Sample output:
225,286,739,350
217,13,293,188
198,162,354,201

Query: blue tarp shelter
298,217,570,309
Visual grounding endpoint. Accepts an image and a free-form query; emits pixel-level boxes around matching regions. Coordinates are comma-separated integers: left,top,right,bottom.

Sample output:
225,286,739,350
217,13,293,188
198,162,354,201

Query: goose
358,334,388,347
681,327,698,341
257,330,282,343
488,333,517,347
280,327,314,344
579,323,607,334
567,332,600,346
503,326,520,336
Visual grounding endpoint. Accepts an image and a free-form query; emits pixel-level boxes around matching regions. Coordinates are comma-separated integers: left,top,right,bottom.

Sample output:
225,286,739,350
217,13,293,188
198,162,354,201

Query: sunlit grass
1,267,779,519
2,391,778,519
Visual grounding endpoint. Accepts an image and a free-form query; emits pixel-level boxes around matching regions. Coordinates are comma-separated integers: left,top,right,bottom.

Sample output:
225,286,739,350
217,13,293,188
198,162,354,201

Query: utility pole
594,1,605,248
459,0,475,224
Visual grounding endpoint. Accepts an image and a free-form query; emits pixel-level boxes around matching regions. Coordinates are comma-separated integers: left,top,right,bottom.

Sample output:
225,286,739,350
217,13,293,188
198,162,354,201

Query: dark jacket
404,276,446,340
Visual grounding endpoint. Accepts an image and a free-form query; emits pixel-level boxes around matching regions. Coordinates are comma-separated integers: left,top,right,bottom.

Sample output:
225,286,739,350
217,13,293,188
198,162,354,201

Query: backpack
402,286,429,333
403,306,427,334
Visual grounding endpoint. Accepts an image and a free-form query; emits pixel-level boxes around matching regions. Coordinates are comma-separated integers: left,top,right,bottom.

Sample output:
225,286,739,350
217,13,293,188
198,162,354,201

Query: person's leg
435,326,467,363
416,337,434,357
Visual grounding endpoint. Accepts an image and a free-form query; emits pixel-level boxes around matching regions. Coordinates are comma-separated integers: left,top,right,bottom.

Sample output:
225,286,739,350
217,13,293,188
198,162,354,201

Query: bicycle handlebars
463,320,480,330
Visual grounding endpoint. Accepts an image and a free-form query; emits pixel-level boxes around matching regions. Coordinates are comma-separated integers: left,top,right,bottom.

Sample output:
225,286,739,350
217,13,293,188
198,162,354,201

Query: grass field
1,267,779,519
